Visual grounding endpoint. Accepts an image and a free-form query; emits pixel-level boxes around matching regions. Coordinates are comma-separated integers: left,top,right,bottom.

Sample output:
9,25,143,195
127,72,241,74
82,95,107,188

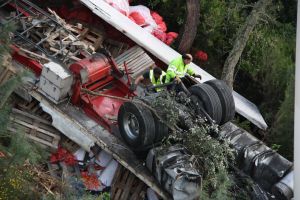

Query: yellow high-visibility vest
150,69,166,91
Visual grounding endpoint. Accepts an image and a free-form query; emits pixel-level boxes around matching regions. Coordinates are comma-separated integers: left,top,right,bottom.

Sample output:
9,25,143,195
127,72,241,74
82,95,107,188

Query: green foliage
271,143,282,152
149,91,236,198
185,126,234,187
143,1,186,29
149,92,180,126
0,164,37,200
0,104,11,136
236,20,295,159
200,171,234,200
0,24,50,199
148,0,169,8
184,125,235,199
232,116,252,133
0,103,49,199
0,127,49,199
0,72,23,108
79,192,110,200
268,75,294,160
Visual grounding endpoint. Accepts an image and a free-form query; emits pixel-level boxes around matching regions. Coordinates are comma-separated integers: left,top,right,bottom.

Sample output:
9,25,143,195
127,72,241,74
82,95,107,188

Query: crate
111,165,147,200
39,62,73,104
70,24,106,50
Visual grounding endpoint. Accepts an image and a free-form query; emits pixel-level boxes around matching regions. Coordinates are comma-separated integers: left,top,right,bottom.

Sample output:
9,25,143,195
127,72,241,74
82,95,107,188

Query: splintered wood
13,9,106,65
111,165,147,200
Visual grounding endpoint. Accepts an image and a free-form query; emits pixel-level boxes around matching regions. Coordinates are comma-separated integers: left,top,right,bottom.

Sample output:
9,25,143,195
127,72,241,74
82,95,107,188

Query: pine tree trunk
221,0,272,89
177,0,200,53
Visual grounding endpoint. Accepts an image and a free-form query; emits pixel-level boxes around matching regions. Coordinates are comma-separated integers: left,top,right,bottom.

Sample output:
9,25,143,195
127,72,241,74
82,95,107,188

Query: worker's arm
187,65,202,79
165,60,178,83
131,71,152,91
166,68,178,83
134,75,144,85
186,65,195,76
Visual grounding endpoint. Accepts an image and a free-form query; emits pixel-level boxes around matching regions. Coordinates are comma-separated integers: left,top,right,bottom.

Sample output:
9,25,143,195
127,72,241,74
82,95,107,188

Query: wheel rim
123,112,140,140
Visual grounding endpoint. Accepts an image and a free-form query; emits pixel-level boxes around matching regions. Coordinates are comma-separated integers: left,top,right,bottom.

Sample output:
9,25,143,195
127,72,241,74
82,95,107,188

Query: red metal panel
11,49,43,76
69,54,111,85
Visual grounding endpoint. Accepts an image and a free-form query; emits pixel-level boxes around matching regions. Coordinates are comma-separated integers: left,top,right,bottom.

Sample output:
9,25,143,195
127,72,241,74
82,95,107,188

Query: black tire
205,80,235,124
118,102,155,149
153,115,169,143
189,84,223,124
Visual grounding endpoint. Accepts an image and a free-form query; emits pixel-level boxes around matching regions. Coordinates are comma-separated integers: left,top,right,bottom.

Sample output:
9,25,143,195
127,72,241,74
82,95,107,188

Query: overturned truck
0,0,293,199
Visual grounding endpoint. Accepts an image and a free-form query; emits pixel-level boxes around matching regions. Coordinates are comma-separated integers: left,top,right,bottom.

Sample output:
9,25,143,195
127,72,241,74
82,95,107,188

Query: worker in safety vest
134,67,166,92
165,54,201,83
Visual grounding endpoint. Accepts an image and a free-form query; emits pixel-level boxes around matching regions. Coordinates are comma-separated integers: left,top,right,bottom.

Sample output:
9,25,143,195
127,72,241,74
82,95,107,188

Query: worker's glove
175,76,181,84
129,83,137,92
193,74,202,80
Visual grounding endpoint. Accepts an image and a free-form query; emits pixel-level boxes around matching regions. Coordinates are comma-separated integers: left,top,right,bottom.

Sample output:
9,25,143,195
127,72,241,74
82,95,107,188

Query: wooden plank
120,172,135,200
130,181,146,200
111,165,123,200
111,165,147,200
85,34,98,42
7,127,58,149
79,28,89,39
10,117,60,139
60,137,81,153
12,108,52,125
93,36,104,50
0,64,16,85
8,107,61,149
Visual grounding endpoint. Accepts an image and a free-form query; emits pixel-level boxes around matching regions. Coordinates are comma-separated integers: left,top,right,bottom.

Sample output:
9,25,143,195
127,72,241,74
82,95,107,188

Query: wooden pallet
77,27,105,51
15,98,80,152
111,165,147,200
16,98,53,121
8,108,61,149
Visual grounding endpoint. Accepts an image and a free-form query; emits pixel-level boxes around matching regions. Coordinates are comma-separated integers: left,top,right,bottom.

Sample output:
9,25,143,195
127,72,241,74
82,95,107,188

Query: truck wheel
118,102,155,149
205,80,235,124
153,115,169,143
189,84,222,124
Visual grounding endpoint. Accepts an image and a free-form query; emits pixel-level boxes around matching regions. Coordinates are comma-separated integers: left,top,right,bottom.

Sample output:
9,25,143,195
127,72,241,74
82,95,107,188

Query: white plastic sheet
74,148,86,165
99,159,118,186
147,188,159,200
129,5,157,31
95,150,113,167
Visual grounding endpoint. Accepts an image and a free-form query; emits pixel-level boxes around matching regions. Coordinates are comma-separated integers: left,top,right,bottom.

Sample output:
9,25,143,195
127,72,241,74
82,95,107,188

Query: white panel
39,76,70,102
42,62,73,88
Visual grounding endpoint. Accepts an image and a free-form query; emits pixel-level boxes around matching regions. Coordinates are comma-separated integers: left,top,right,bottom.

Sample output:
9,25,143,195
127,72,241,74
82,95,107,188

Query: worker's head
182,54,193,65
153,67,163,79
